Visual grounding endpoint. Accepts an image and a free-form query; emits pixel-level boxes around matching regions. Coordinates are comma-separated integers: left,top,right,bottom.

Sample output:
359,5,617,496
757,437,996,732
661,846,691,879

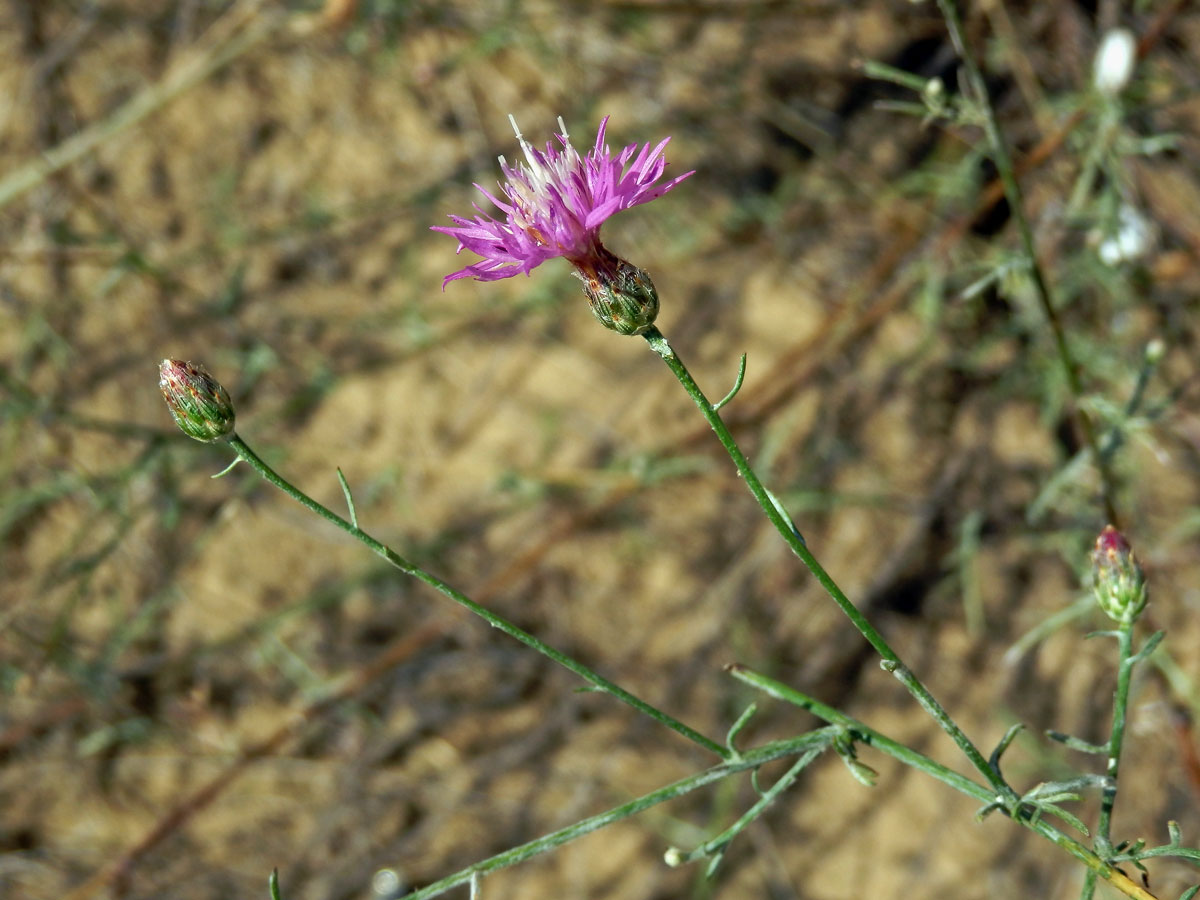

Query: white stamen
492,113,586,224
503,114,542,173
507,113,523,142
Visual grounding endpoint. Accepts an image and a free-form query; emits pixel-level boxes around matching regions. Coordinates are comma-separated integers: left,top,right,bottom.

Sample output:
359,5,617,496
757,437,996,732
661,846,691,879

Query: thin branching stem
729,666,1160,900
673,748,820,867
1081,619,1140,900
641,326,1018,806
399,731,837,900
1097,621,1136,855
934,0,1120,528
226,434,728,759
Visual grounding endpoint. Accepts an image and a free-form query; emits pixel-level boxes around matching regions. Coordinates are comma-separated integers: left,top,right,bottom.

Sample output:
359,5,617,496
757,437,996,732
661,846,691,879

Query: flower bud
1144,338,1165,365
159,359,236,442
1091,525,1147,623
573,244,660,336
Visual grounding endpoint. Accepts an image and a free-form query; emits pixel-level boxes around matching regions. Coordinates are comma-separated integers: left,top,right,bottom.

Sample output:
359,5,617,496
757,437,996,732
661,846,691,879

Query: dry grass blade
0,1,288,211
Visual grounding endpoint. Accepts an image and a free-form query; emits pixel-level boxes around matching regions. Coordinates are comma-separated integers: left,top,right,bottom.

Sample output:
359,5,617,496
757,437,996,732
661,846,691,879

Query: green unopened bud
1091,525,1147,623
572,245,659,336
159,359,235,442
1145,338,1165,365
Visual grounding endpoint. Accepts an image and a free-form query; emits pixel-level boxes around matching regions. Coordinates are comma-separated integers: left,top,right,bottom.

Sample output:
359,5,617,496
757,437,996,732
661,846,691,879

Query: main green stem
1097,621,1137,854
226,434,727,759
1080,617,1138,900
676,748,820,865
934,0,1120,529
641,326,1017,805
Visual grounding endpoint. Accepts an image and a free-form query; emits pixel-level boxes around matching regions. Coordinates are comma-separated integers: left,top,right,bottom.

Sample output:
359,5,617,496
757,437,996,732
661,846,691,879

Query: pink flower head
432,115,693,288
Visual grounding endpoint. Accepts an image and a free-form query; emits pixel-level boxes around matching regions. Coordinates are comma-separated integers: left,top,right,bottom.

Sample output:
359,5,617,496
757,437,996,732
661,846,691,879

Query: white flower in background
1093,28,1137,96
1097,203,1154,266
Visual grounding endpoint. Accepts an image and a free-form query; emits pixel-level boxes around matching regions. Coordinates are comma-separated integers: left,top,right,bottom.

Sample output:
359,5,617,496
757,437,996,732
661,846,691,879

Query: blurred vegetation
1,1,1199,899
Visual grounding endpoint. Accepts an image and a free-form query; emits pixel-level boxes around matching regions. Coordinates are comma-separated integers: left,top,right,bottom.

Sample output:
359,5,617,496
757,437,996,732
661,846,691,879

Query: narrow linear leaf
712,353,747,412
1045,731,1108,755
726,702,757,755
337,467,358,529
1132,630,1165,663
990,723,1025,770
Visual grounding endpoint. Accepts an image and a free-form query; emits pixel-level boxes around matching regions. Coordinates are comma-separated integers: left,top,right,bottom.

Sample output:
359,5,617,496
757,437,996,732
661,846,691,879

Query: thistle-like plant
161,110,1198,900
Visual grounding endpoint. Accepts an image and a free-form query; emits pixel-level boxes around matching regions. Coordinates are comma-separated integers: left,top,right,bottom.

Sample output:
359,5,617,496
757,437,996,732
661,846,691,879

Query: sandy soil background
2,2,1200,899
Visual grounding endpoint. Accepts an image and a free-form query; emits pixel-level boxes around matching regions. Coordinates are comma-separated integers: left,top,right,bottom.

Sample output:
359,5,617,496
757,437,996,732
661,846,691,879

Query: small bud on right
1091,525,1147,623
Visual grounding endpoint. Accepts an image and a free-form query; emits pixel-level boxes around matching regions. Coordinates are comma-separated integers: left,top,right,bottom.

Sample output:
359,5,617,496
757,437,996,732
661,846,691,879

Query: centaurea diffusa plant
163,114,1197,900
425,115,1193,899
435,112,1021,799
